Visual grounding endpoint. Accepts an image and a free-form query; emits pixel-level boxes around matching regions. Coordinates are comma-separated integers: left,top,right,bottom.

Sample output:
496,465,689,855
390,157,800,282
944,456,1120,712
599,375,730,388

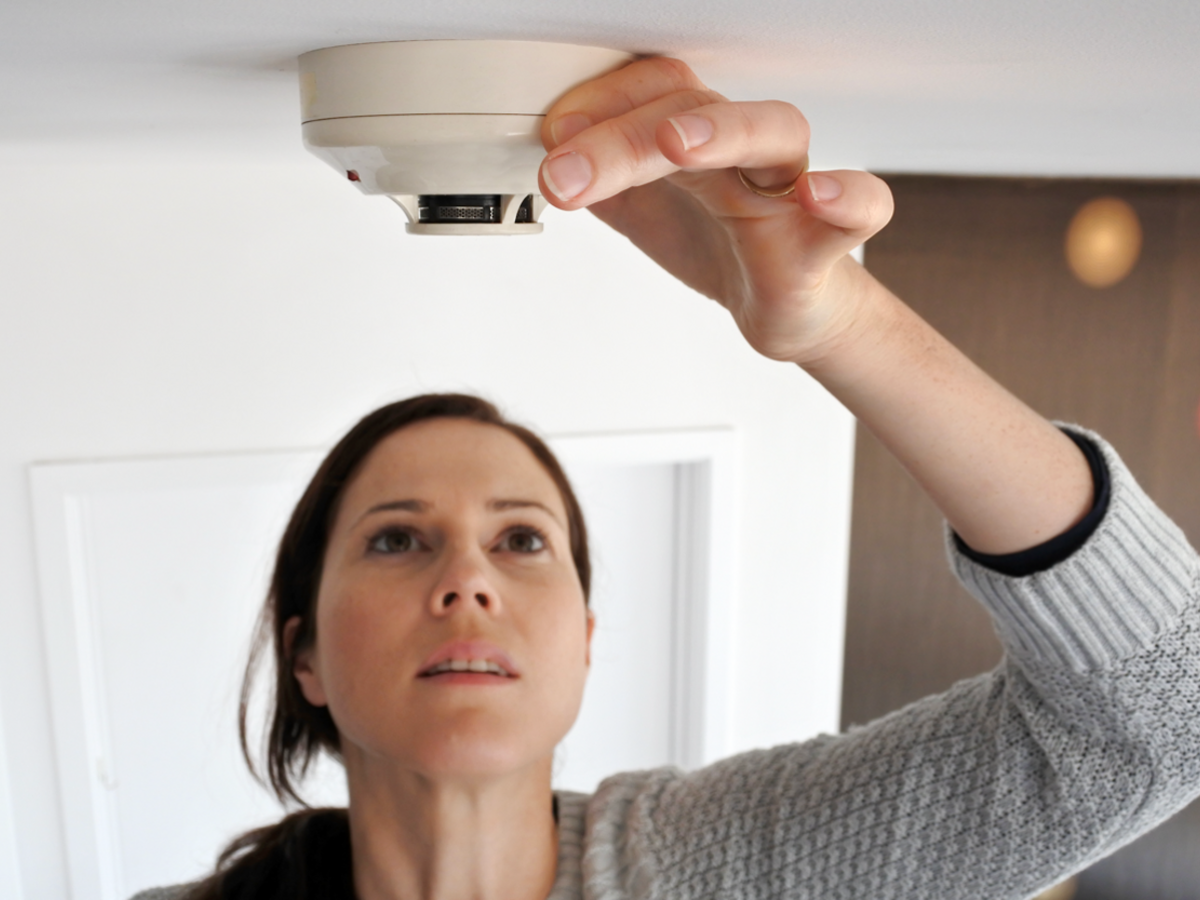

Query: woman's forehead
342,419,566,515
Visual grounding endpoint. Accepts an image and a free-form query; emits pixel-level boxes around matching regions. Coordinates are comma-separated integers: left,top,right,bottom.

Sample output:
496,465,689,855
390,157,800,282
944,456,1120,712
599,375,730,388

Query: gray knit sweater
134,430,1200,900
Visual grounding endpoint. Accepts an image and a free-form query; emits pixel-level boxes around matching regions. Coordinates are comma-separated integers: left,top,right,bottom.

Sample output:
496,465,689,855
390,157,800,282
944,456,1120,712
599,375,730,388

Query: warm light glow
1033,876,1079,900
1065,197,1143,288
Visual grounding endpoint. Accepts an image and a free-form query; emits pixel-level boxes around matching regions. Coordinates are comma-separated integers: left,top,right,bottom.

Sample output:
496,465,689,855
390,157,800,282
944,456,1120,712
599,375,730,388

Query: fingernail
550,112,591,147
542,152,593,201
667,115,713,151
808,173,842,202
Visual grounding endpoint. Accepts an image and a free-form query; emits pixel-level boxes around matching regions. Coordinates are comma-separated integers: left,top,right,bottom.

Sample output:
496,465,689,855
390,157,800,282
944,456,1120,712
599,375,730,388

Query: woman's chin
418,752,548,784
410,729,556,783
343,726,558,787
335,694,581,787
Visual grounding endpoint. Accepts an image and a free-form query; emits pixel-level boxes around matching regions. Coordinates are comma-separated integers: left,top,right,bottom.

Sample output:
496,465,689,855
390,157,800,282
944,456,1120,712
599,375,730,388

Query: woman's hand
538,57,894,367
541,57,1095,557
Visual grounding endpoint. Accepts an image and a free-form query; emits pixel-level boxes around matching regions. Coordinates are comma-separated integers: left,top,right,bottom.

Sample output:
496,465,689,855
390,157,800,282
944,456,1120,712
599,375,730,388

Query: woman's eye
498,528,546,554
368,528,418,554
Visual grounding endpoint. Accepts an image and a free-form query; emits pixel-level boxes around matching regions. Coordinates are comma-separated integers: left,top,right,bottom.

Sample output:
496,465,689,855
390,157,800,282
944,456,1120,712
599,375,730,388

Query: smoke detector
298,41,635,235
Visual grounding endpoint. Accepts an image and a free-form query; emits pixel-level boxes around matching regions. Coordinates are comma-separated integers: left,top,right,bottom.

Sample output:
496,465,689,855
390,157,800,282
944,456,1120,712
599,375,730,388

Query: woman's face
292,418,592,783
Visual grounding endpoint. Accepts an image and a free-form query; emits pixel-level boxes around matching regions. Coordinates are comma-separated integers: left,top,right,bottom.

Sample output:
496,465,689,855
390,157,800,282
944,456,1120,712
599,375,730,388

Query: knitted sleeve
585,427,1200,900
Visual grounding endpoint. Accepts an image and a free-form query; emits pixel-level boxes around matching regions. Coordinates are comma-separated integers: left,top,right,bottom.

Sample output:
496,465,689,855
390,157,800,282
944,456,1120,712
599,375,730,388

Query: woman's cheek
318,585,410,697
542,600,592,707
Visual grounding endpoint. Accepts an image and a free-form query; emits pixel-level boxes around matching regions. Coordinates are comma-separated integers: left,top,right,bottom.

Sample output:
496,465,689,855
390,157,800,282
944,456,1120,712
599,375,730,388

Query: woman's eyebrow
353,498,563,528
489,498,565,528
355,499,428,526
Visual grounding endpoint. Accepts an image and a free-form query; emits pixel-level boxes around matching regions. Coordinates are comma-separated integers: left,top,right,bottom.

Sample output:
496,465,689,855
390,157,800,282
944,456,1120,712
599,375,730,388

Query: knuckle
767,100,810,143
869,177,896,223
650,56,705,91
731,103,760,153
863,191,895,231
669,88,726,120
710,99,810,160
607,116,659,173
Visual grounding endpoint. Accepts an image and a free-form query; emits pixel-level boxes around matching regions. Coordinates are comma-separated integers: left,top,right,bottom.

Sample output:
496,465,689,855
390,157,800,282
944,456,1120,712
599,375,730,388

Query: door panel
32,431,736,900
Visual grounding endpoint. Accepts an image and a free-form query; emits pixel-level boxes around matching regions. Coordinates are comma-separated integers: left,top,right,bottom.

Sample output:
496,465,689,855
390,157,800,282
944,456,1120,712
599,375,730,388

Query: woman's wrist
786,258,906,375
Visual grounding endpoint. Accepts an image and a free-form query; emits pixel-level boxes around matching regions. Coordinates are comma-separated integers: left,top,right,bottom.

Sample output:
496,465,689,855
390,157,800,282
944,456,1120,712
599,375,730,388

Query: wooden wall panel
845,175,1200,728
1149,195,1200,543
845,174,1200,899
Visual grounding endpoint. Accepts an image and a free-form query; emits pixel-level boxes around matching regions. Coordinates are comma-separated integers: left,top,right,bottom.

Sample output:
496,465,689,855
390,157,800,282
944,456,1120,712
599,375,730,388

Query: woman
137,58,1200,899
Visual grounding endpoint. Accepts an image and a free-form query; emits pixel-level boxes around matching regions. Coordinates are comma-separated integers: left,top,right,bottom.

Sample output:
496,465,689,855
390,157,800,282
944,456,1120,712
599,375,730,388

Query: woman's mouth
421,658,513,677
417,640,520,680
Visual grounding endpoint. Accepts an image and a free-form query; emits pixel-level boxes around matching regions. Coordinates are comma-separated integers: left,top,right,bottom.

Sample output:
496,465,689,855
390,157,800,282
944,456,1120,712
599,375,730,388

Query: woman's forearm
801,259,1094,556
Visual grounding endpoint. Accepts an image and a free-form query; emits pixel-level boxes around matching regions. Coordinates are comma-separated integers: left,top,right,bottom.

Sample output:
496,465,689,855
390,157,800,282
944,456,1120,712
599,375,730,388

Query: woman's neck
343,753,559,900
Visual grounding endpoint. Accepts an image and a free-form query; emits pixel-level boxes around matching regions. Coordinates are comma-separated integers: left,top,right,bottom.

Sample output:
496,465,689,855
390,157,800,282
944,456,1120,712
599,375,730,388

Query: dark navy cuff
952,430,1111,577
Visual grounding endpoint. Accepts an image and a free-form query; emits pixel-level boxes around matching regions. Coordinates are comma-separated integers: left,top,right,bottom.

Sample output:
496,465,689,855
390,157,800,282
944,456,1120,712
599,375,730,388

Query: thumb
793,170,894,267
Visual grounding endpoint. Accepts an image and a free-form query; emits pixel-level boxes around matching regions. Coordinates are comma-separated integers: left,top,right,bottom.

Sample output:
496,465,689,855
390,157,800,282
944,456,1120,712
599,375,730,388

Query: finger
542,57,716,150
539,96,811,211
798,170,894,241
539,88,724,209
654,100,811,194
791,169,895,265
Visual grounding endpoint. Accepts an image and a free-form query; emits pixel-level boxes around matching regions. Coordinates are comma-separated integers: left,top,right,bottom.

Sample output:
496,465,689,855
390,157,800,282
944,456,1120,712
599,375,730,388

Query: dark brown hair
189,393,591,899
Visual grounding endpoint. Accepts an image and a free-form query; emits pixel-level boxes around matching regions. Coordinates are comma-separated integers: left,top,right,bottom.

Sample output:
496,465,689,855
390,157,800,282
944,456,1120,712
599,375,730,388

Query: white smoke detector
298,40,635,235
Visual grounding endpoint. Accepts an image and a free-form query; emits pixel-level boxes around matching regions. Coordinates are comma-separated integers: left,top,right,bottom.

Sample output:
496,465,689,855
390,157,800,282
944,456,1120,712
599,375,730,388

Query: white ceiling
3,0,1200,176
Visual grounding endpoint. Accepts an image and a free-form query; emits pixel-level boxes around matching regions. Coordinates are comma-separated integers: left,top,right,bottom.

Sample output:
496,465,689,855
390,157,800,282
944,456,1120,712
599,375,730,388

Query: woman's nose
428,547,500,615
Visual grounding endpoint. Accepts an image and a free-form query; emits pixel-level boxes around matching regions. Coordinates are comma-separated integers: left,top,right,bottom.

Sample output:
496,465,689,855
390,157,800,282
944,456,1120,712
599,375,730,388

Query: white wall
0,148,855,897
0,698,23,897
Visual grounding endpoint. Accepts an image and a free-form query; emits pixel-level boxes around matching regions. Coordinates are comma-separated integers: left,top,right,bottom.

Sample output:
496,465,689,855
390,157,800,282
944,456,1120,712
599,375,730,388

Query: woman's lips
420,670,514,686
417,639,519,680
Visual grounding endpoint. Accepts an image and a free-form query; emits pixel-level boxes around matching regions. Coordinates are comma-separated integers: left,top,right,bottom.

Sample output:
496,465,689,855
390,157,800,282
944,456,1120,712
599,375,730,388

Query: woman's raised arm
539,57,1092,554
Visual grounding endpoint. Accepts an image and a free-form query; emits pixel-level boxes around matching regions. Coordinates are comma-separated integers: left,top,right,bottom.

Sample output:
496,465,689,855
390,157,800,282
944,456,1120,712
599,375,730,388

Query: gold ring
737,166,803,199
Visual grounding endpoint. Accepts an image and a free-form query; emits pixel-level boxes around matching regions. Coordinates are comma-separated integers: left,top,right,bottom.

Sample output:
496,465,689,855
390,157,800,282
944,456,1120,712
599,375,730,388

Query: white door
554,460,677,793
30,430,735,900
